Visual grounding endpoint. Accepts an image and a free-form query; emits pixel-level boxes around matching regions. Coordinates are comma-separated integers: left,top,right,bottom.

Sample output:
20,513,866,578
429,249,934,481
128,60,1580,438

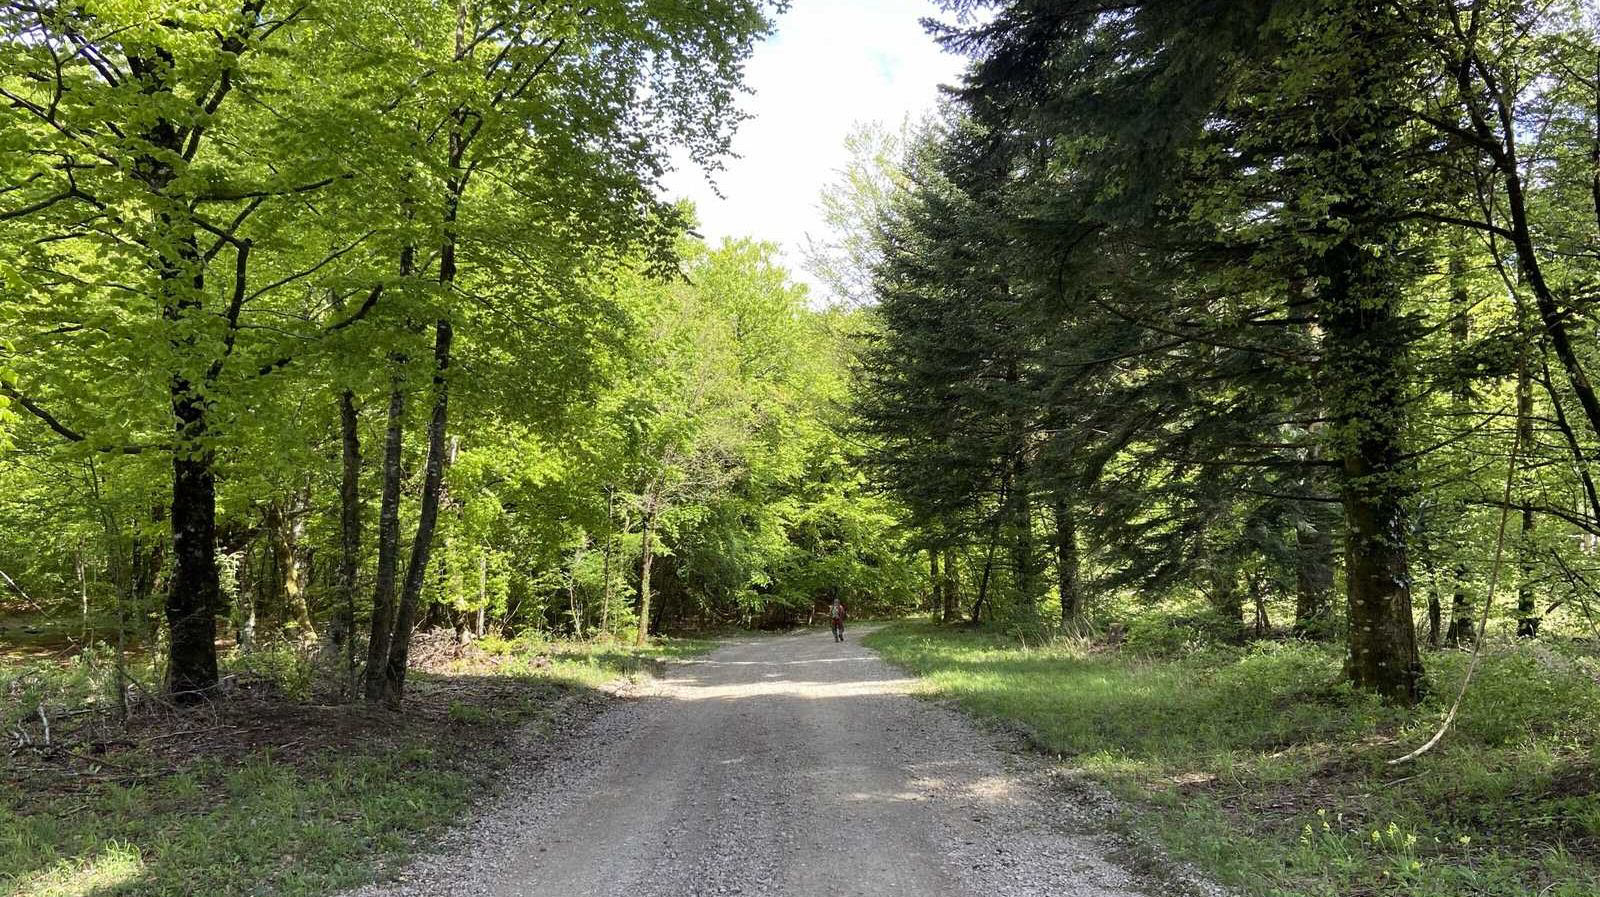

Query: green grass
4,748,474,897
1,633,713,897
475,632,716,688
865,621,1600,897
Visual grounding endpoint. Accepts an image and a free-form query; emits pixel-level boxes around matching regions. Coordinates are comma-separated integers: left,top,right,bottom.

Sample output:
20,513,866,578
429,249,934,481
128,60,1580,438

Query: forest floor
865,621,1600,897
340,625,1221,897
1,633,709,897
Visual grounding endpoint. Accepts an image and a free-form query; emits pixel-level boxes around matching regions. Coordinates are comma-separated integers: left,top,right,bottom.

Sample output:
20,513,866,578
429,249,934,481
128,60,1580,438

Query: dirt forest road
348,627,1219,897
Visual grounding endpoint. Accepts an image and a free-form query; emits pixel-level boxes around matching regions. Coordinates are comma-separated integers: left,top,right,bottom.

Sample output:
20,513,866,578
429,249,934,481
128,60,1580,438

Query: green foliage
852,0,1600,705
0,0,920,679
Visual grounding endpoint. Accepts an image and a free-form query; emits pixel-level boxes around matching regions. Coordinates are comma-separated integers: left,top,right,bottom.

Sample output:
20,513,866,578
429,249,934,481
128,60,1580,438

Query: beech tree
0,0,777,703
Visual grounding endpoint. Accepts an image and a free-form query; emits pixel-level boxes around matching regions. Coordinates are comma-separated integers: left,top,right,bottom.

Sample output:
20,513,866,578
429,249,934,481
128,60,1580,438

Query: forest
0,0,921,708
4,1,1600,896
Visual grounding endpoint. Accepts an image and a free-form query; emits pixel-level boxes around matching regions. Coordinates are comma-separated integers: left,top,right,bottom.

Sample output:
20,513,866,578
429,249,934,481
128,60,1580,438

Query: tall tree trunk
1334,358,1422,703
1312,10,1422,704
161,208,221,700
972,551,993,625
636,504,656,645
1425,560,1443,648
1251,573,1271,637
1208,551,1244,638
1293,502,1335,637
381,318,454,707
477,554,488,638
1292,278,1335,639
379,37,475,704
339,389,362,689
76,543,88,645
1445,252,1475,648
650,567,669,635
568,538,586,638
971,473,1010,625
1054,494,1080,631
1516,326,1539,638
1011,453,1037,614
941,547,959,624
1484,59,1600,476
929,548,943,618
267,490,317,644
1446,562,1474,646
363,367,406,702
168,394,221,701
602,488,615,636
130,41,223,703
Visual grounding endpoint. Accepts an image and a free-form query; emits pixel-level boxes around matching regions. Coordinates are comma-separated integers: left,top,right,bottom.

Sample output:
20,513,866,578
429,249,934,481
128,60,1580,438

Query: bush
224,643,318,701
1449,647,1600,748
1123,613,1223,657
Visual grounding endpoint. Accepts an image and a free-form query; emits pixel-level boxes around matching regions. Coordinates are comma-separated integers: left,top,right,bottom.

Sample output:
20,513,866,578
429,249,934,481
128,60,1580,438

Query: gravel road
347,627,1222,897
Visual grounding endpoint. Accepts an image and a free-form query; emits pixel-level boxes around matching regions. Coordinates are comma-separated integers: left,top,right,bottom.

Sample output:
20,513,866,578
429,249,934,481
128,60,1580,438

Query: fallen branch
0,567,42,610
1391,408,1521,766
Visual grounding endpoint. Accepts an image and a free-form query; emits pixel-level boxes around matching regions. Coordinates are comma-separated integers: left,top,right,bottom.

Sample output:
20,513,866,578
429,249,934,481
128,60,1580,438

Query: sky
657,0,968,303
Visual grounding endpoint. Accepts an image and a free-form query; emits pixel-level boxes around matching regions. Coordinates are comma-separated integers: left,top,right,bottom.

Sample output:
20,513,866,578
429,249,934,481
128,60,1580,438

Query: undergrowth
1,632,710,897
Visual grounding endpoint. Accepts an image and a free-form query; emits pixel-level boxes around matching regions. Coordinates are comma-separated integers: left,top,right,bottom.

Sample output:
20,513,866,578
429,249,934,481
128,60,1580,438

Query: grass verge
2,633,711,897
864,621,1600,897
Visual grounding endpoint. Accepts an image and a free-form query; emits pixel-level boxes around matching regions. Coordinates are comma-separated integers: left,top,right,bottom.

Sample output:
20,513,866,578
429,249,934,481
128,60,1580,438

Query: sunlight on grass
3,634,703,897
12,841,143,897
866,622,1600,897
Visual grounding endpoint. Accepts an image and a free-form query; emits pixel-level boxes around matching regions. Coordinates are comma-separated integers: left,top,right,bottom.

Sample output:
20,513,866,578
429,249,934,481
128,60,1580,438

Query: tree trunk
929,548,943,618
1251,574,1271,638
971,476,1010,626
1208,554,1244,637
338,389,362,687
1444,251,1474,649
636,506,656,645
1446,562,1475,647
477,554,488,638
382,318,454,707
941,547,959,624
162,215,221,700
568,538,586,638
1010,453,1039,613
651,567,669,635
1425,561,1442,648
1516,314,1539,638
1292,277,1335,640
1293,502,1335,637
972,538,997,626
267,490,317,644
76,544,89,645
602,489,616,636
167,401,221,702
130,42,222,702
1054,494,1080,631
363,367,406,702
1312,11,1421,704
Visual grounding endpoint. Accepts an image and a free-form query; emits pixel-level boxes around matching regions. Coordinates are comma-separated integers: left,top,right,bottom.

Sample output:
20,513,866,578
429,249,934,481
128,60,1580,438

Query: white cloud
659,0,966,302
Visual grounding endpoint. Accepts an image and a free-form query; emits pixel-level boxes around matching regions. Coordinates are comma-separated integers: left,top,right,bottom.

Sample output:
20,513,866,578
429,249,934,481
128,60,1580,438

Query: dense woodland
0,0,920,709
848,0,1600,703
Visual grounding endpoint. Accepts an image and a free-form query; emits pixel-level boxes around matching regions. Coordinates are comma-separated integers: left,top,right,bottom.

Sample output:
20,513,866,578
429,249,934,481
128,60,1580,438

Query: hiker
829,596,846,642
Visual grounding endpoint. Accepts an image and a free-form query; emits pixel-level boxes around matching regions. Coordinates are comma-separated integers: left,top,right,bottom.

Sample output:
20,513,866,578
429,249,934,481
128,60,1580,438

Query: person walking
829,596,846,642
